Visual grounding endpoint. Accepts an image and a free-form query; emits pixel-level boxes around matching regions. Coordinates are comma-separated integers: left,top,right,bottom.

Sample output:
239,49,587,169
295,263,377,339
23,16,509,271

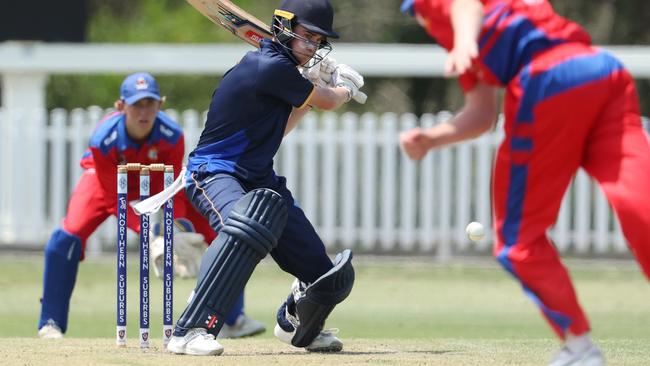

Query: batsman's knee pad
291,249,355,347
174,189,287,336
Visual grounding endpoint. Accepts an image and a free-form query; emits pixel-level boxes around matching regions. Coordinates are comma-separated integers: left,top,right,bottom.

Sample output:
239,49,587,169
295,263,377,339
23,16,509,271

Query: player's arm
446,0,484,76
284,82,353,135
307,85,353,111
400,82,497,161
284,80,359,135
307,63,364,110
284,105,312,136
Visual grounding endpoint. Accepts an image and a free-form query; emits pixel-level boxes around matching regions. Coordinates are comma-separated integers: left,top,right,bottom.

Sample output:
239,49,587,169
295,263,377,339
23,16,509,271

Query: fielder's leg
582,69,650,279
167,188,287,356
38,229,82,337
38,169,110,338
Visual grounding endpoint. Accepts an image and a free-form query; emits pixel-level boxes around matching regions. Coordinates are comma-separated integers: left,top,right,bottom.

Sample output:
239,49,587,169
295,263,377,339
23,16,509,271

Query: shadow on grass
228,349,459,356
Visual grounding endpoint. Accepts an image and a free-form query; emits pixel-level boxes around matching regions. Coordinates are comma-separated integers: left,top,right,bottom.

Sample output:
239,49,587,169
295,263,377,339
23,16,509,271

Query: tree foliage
47,0,650,115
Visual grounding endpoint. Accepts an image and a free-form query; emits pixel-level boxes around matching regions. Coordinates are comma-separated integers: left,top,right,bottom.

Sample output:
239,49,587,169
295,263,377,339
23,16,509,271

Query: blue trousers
186,173,333,284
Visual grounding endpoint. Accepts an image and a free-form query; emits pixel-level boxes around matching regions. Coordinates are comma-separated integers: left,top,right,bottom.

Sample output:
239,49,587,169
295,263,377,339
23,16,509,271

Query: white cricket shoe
217,314,266,339
38,320,63,339
549,344,605,366
274,323,343,352
166,328,224,356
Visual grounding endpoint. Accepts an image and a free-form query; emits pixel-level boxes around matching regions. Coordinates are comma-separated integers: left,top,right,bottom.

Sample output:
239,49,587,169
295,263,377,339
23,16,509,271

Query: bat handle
353,91,367,104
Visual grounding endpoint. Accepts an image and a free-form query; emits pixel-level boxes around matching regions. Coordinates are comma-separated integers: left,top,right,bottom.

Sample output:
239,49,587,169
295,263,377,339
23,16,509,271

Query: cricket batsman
164,0,363,356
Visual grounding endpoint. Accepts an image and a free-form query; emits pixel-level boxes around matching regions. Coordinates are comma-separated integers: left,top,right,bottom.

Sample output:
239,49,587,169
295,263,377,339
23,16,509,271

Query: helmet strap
272,9,296,45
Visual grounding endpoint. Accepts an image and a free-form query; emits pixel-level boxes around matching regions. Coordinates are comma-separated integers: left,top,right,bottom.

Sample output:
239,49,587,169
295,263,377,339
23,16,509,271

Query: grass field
1,254,648,365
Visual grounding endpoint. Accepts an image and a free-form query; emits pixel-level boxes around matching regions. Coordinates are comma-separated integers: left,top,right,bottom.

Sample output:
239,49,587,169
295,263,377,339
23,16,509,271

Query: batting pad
292,249,355,347
173,188,287,336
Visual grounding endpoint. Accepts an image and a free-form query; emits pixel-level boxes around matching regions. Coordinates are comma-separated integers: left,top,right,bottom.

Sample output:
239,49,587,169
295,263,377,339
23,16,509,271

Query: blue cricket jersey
187,39,315,184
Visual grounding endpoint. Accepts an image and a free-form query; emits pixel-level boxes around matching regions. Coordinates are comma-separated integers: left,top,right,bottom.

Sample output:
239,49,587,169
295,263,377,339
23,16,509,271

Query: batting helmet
271,0,337,66
276,0,338,39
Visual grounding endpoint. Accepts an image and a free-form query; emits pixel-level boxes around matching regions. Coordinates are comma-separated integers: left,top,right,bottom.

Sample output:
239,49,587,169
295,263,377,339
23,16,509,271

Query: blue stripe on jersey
523,283,572,332
483,2,506,23
89,114,122,155
498,244,573,332
151,112,183,145
503,164,528,247
511,137,533,151
498,244,572,332
187,130,250,174
516,51,623,123
478,6,511,50
481,15,563,85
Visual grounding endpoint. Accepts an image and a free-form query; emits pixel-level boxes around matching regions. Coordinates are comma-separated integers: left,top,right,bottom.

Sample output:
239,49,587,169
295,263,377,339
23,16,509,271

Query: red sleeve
458,69,480,92
415,0,455,50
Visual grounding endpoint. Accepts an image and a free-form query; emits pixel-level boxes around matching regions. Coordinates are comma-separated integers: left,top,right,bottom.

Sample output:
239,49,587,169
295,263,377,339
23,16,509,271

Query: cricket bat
186,0,368,104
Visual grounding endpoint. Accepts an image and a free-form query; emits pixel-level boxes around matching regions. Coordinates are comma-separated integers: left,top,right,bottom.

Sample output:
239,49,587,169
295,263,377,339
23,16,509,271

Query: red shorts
492,44,650,338
62,169,215,260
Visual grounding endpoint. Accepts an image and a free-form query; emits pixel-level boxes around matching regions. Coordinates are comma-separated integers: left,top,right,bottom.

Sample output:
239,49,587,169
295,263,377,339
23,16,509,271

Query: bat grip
353,91,367,104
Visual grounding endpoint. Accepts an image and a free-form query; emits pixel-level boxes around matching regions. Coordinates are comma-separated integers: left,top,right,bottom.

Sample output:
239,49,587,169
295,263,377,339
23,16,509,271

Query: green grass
0,254,648,365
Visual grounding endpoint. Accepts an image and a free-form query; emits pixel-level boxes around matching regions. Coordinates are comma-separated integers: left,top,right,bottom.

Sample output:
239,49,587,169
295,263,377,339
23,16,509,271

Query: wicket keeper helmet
272,0,337,65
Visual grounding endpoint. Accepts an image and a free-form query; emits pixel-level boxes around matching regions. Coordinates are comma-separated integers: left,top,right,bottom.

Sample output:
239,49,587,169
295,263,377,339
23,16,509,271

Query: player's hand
301,50,337,87
400,128,433,161
332,64,365,102
317,54,337,85
444,38,478,77
300,64,327,87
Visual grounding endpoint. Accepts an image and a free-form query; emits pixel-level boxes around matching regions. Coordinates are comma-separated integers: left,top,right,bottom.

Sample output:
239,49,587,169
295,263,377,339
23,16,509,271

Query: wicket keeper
38,73,264,340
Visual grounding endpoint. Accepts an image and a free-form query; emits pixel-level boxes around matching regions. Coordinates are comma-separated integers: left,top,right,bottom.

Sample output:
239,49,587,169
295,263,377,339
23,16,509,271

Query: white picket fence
0,107,647,258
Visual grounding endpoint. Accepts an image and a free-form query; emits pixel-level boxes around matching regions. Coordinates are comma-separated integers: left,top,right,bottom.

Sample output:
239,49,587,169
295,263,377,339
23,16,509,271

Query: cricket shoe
217,314,266,339
548,344,605,366
166,328,224,356
38,320,63,339
274,324,343,353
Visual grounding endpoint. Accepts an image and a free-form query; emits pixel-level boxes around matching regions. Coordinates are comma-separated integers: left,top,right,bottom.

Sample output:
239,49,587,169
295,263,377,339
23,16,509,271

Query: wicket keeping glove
150,218,206,279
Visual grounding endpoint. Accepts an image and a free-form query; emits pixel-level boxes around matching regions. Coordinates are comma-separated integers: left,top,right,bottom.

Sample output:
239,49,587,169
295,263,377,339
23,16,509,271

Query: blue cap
120,72,161,105
400,0,415,17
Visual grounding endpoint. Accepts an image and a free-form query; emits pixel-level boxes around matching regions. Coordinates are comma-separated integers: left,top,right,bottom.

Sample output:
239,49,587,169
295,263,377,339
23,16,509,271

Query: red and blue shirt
413,0,591,91
80,111,185,212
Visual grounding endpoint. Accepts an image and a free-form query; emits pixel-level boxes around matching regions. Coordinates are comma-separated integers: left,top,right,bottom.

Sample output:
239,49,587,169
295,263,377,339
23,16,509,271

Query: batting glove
300,65,325,87
301,52,337,88
317,54,337,85
332,64,365,102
